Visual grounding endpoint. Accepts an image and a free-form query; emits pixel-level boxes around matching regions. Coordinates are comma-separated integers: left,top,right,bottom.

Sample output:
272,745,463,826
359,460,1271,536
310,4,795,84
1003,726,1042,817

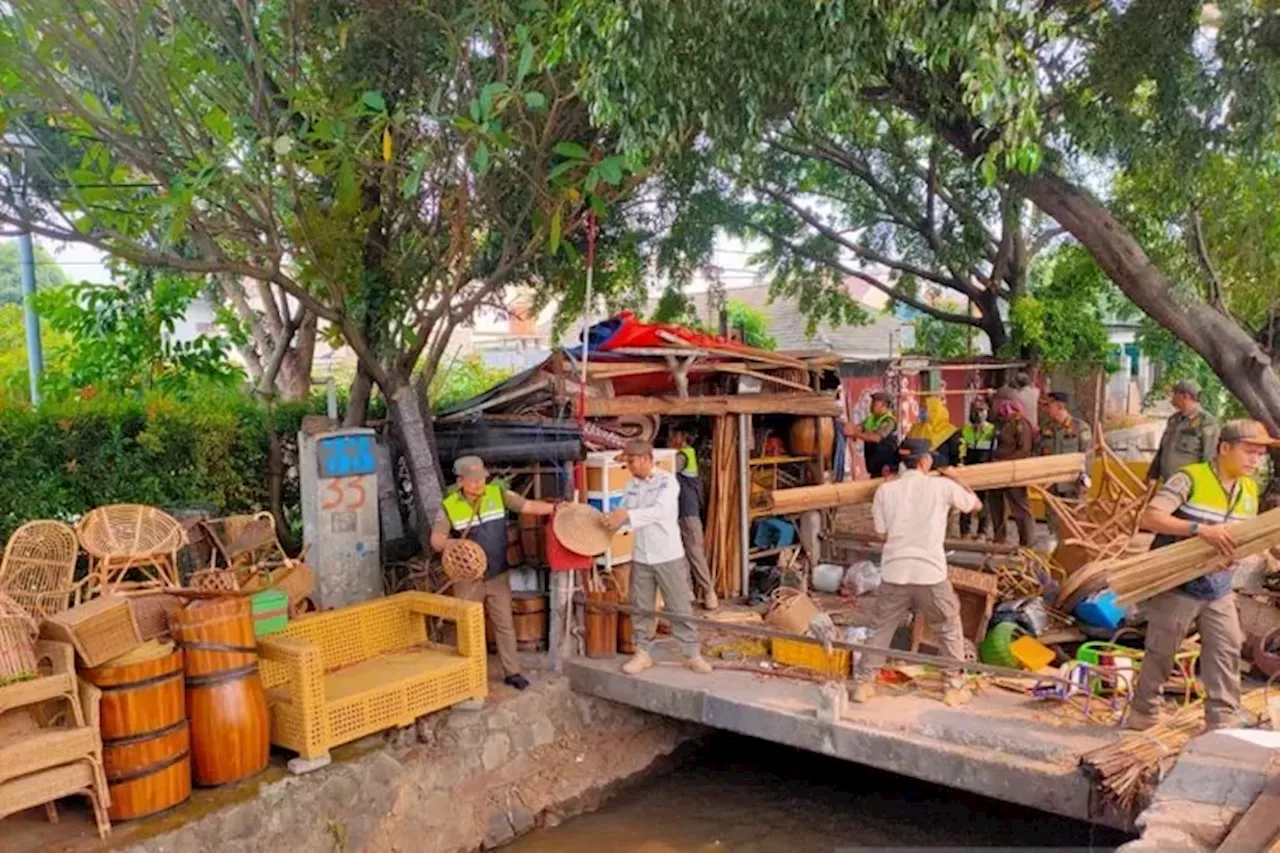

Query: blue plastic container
1074,590,1127,631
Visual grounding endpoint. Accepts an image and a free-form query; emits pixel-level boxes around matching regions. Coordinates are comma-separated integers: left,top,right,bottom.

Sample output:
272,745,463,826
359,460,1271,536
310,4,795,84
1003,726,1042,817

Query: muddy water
506,736,1132,852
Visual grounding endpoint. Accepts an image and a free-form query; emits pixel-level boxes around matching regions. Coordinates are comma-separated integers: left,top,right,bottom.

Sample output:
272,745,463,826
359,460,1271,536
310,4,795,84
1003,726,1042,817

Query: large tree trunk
1024,172,1280,434
277,312,318,401
344,368,374,427
384,378,443,548
977,290,1008,354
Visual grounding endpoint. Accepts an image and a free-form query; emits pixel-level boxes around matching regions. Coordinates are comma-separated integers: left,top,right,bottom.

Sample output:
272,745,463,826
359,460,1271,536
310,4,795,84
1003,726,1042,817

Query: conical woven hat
552,503,612,557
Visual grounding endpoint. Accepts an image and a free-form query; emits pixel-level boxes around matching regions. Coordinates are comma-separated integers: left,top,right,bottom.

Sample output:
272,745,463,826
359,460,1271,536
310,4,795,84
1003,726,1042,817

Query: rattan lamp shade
552,504,612,557
441,540,487,582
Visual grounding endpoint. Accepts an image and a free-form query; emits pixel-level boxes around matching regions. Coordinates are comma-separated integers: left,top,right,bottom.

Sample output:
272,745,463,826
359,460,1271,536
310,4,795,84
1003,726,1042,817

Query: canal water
506,735,1132,852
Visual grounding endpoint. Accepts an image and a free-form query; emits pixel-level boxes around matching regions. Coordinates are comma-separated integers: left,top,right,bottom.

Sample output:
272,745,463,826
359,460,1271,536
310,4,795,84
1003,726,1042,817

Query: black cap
1047,391,1070,404
899,438,932,459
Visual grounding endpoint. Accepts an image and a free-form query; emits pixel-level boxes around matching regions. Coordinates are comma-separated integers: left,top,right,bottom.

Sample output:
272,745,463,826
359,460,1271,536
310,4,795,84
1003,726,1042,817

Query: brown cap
453,455,489,478
1220,420,1280,448
1171,379,1201,399
620,438,654,458
869,391,890,404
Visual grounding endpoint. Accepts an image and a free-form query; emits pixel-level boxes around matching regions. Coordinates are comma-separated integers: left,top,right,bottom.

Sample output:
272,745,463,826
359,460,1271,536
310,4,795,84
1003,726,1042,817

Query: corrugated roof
651,283,906,360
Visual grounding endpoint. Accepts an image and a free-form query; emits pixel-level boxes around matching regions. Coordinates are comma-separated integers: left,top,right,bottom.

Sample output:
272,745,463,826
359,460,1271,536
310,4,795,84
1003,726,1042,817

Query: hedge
0,389,322,543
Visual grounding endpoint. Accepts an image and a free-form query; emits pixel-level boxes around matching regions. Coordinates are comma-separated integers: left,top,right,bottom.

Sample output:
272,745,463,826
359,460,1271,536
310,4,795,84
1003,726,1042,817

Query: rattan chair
0,520,85,619
76,505,186,594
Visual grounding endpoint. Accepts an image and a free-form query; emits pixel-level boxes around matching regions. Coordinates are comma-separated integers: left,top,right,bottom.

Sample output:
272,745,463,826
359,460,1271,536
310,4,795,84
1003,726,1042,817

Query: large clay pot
788,418,835,461
82,642,192,820
171,599,269,786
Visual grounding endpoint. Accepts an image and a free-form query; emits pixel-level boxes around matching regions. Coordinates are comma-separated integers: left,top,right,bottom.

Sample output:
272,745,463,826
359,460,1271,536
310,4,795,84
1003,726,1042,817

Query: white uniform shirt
872,469,982,585
622,468,685,564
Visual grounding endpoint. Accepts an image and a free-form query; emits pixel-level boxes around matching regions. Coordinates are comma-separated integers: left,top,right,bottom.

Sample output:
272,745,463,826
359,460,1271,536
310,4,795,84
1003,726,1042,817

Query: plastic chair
0,520,86,619
76,505,186,594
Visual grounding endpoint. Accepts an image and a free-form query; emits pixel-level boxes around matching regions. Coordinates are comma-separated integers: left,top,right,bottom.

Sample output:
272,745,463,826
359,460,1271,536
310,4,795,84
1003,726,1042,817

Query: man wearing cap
844,391,899,478
1127,421,1277,731
989,393,1038,547
604,439,712,676
1038,391,1093,501
853,438,984,706
1148,380,1219,483
670,428,717,611
430,456,558,691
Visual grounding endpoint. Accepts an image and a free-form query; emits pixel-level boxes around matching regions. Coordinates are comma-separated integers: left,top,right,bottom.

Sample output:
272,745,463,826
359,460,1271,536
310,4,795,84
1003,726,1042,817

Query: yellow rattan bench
259,591,486,767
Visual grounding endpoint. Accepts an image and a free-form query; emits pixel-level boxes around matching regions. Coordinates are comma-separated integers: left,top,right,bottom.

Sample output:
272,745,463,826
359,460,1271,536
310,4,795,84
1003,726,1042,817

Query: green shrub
0,387,322,542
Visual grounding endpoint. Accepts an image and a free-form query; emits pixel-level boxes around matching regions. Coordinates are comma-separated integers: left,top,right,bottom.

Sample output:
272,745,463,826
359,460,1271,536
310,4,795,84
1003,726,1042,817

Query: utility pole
17,232,42,406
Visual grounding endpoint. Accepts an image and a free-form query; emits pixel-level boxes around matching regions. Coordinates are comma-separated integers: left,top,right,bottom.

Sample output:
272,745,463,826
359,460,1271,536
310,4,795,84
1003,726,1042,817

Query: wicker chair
0,521,85,620
76,505,186,594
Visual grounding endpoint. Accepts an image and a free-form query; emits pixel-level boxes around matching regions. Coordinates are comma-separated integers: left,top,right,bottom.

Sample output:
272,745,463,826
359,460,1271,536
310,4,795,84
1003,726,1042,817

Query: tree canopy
0,240,68,304
560,0,1280,430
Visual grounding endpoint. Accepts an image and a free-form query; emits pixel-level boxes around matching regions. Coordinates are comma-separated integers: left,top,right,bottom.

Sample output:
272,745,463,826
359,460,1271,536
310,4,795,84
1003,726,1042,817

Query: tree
563,0,1280,432
0,240,67,304
0,1,640,538
1013,243,1118,376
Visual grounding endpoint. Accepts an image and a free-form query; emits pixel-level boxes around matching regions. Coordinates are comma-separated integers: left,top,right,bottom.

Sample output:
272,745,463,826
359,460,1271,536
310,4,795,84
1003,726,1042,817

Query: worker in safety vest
959,397,996,538
430,455,558,691
1147,379,1219,483
670,428,718,611
844,391,899,478
1127,421,1277,731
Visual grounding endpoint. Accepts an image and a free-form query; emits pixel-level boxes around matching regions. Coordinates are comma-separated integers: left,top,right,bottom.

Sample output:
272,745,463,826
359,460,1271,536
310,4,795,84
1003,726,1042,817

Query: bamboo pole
763,454,1086,514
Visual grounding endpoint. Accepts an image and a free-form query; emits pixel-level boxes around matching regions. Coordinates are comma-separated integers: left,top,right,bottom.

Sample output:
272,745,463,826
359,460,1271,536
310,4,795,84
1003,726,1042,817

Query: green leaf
553,141,590,160
362,90,387,112
336,159,357,204
480,82,508,117
400,152,428,199
549,206,562,254
584,169,600,193
517,43,535,82
474,142,491,176
548,160,578,181
202,108,234,144
597,156,623,185
523,91,547,111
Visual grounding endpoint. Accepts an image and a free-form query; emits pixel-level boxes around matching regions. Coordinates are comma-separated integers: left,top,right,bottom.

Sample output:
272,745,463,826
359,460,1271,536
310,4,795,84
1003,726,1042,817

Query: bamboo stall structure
705,415,743,598
1105,507,1280,607
760,454,1086,516
1080,687,1271,811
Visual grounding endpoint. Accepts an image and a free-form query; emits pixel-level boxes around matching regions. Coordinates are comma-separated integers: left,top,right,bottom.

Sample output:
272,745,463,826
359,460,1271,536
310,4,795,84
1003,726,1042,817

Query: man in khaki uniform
1038,391,1093,500
852,439,983,706
430,456,558,690
1127,421,1275,731
1147,379,1219,483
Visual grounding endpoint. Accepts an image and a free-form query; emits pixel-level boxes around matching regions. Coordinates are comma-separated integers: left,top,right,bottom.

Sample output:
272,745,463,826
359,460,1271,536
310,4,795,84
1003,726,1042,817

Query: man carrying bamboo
851,439,983,707
1127,420,1276,731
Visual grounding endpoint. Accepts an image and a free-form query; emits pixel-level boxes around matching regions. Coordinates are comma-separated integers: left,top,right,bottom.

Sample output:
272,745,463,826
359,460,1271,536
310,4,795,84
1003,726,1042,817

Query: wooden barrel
512,593,547,651
584,589,619,658
787,417,835,461
171,598,269,786
82,641,191,820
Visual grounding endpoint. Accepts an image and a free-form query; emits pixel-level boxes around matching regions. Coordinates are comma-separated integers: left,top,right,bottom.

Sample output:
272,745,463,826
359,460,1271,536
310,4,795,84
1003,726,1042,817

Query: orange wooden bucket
171,599,269,786
82,641,192,820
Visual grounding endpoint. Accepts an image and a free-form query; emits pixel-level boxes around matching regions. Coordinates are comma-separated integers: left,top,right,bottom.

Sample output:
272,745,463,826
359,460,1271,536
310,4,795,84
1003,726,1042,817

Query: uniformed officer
1039,391,1093,500
1127,421,1277,731
1148,379,1219,483
429,456,558,690
844,391,899,478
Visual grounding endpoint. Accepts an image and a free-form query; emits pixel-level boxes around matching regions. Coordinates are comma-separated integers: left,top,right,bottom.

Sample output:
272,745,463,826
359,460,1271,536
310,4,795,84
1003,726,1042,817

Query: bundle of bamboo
764,454,1086,515
705,416,743,599
1080,688,1270,810
1106,508,1280,607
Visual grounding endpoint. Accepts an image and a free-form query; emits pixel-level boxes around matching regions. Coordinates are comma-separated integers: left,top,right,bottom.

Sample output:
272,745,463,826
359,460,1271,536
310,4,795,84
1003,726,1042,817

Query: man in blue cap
851,438,983,706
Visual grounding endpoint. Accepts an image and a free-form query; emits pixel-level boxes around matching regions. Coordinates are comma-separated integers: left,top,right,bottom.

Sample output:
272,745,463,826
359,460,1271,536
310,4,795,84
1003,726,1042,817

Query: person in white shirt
852,438,983,705
603,439,712,676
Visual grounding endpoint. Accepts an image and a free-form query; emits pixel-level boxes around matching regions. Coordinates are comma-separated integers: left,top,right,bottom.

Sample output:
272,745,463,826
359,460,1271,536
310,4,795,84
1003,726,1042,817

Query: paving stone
482,732,512,771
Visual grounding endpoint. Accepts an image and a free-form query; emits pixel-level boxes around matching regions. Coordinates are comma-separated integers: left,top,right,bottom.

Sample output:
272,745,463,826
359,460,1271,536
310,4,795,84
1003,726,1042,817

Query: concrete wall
117,677,699,853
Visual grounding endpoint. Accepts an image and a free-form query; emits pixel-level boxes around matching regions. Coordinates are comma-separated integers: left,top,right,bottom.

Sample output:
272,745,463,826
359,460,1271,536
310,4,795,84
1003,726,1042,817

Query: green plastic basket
251,588,289,638
979,621,1024,668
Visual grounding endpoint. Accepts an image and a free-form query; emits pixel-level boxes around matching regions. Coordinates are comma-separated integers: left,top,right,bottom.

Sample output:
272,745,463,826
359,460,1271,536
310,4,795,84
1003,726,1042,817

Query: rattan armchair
0,520,87,619
76,505,186,594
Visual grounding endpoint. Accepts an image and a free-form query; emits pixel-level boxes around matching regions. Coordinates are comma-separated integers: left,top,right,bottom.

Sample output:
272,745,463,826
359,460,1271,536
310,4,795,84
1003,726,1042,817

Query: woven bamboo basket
0,592,38,684
442,540,487,583
41,595,143,668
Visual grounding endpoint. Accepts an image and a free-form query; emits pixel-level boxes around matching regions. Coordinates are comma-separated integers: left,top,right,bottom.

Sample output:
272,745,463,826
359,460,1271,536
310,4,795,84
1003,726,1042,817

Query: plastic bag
992,596,1050,636
841,560,881,597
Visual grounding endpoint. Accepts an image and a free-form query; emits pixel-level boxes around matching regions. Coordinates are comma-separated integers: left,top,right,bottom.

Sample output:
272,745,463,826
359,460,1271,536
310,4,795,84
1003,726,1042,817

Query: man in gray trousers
604,439,712,675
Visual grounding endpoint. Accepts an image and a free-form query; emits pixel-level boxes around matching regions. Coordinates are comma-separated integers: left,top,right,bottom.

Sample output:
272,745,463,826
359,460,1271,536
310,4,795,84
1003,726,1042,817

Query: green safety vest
862,411,896,434
677,446,698,478
961,423,996,452
1153,461,1258,600
442,483,508,579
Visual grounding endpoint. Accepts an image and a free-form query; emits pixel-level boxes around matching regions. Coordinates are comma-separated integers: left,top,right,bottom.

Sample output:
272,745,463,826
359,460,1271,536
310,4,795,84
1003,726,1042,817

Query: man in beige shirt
852,439,982,706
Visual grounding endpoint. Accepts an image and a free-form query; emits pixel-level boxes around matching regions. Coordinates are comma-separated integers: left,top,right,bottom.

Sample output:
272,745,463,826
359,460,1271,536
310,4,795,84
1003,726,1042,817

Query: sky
39,238,112,284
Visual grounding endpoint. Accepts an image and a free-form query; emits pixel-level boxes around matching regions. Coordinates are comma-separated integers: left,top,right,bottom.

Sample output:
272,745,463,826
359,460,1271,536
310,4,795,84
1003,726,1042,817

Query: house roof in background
649,283,906,360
